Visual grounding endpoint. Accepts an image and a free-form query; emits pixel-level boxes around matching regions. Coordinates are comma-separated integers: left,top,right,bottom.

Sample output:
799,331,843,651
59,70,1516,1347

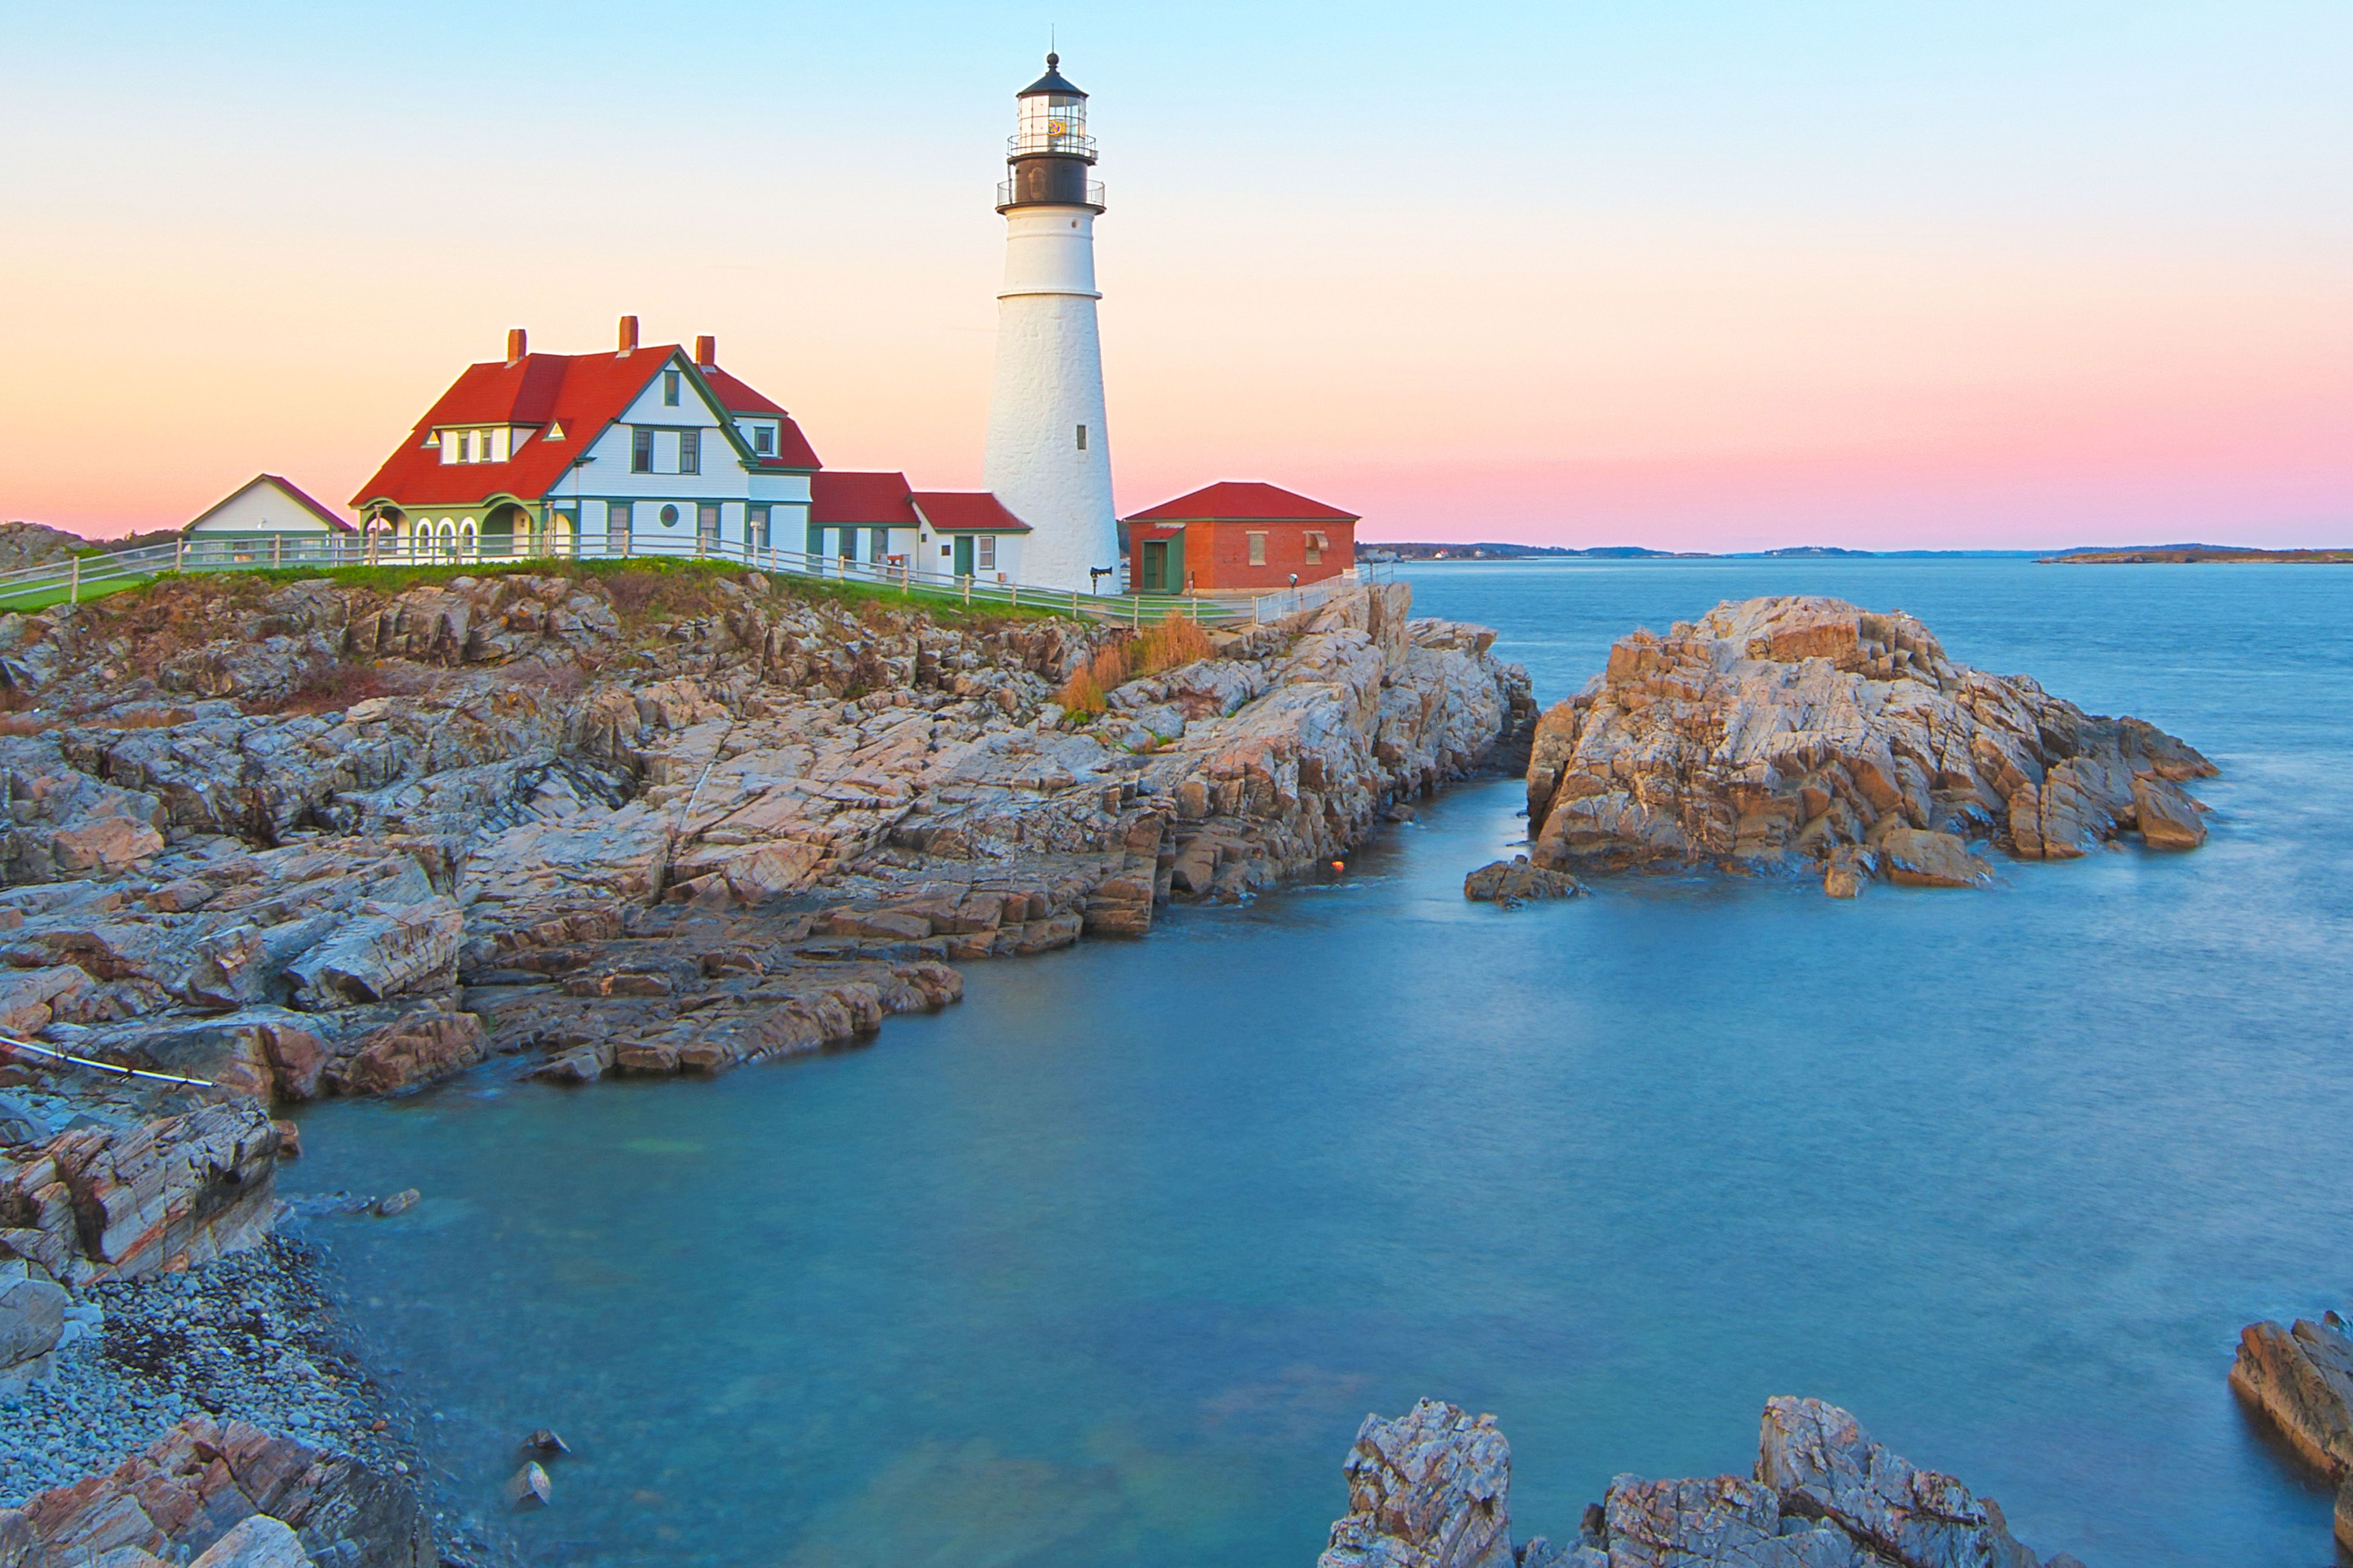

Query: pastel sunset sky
2,1,2345,549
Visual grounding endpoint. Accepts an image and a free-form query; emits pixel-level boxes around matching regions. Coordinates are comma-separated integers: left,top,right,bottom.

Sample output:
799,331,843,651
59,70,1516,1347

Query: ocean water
290,559,2353,1567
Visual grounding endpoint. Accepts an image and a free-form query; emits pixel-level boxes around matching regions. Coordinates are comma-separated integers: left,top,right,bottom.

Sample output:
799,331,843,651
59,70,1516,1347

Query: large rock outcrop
3,1413,432,1567
0,570,1526,1096
1524,597,2213,897
1318,1397,2083,1568
0,1102,278,1285
2230,1310,2353,1553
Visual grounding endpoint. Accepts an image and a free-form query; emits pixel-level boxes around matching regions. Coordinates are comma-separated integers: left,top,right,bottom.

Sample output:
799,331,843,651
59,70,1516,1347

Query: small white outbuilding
184,475,353,542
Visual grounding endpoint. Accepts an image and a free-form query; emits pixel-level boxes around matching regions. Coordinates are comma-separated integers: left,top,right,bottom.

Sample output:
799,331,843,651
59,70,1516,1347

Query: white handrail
0,532,1256,627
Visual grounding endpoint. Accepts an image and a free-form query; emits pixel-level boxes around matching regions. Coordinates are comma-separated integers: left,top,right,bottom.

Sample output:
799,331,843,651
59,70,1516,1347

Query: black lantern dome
999,53,1104,213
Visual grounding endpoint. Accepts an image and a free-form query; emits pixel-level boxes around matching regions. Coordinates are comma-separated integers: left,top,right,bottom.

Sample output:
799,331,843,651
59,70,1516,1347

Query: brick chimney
617,314,639,355
695,335,716,368
506,327,527,365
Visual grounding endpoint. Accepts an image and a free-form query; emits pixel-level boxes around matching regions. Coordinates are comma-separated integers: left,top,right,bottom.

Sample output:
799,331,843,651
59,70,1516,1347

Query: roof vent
695,335,716,368
506,327,527,364
617,315,639,355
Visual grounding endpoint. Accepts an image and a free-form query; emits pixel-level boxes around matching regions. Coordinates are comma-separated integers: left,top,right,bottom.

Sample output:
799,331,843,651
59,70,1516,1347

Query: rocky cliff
1318,1396,2084,1568
1524,596,2214,897
0,566,1526,1096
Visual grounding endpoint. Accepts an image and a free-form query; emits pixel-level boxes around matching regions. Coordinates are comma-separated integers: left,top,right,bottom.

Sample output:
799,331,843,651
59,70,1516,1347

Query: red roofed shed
1120,482,1358,594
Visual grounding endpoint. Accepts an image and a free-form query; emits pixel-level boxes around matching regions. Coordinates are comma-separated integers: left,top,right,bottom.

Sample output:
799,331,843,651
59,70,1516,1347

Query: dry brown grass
258,661,425,717
1059,667,1108,717
1088,642,1132,690
1134,616,1213,676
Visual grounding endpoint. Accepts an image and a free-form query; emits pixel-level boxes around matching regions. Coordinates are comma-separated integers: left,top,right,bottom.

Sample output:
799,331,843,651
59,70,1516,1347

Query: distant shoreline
2038,546,2353,565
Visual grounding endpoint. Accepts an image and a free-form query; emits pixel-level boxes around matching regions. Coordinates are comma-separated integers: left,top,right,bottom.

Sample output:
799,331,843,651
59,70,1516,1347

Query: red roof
352,345,819,510
1121,481,1359,525
910,492,1032,534
810,471,918,526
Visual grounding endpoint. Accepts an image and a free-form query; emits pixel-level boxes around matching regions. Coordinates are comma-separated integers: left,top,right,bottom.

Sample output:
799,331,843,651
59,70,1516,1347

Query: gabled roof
352,345,819,510
187,473,354,534
1123,482,1359,525
911,492,1032,534
810,472,919,527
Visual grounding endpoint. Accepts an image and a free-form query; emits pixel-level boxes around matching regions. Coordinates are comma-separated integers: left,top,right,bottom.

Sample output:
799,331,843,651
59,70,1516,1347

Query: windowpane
748,505,770,550
753,425,775,455
1248,532,1266,566
631,428,653,473
608,501,631,551
699,503,721,546
977,535,995,571
663,370,681,406
680,429,700,475
1075,424,1087,451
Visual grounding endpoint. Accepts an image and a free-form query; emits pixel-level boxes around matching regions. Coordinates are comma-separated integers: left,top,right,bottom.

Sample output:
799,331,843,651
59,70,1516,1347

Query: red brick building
1121,482,1358,595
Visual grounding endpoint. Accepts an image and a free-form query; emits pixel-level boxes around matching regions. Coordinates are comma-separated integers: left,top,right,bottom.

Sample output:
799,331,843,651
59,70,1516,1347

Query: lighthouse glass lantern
1016,88,1088,156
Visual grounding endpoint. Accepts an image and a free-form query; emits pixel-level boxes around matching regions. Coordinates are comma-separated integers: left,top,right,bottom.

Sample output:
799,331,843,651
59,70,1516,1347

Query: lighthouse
982,54,1118,593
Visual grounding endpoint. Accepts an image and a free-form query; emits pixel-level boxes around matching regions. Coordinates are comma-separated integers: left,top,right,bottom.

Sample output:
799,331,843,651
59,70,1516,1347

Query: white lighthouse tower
982,54,1119,593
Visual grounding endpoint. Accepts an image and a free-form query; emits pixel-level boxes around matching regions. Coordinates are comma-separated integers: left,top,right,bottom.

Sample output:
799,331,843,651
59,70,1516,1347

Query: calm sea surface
292,558,2353,1567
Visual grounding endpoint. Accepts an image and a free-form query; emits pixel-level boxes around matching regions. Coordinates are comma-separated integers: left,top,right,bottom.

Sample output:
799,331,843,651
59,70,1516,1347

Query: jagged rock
1318,1398,1514,1568
1879,828,1991,889
50,813,165,874
521,1429,570,1456
325,1011,486,1097
0,966,92,1036
1321,1397,2077,1568
1463,856,1583,904
2231,1310,2353,1551
0,1097,51,1147
2132,774,2208,849
1756,1396,2042,1568
284,896,462,1009
0,1275,67,1390
187,1515,313,1568
0,1102,279,1284
14,1414,432,1567
1526,597,2212,895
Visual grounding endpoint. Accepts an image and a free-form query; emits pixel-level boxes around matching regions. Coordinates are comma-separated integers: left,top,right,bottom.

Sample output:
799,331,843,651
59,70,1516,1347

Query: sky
1,1,2346,551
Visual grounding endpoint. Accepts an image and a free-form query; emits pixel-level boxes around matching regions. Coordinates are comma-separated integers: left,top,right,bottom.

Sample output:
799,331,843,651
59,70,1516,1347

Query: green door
953,535,974,576
1141,541,1167,593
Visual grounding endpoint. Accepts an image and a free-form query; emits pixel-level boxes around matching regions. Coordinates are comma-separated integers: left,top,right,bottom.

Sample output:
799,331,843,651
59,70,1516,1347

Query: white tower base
983,205,1118,593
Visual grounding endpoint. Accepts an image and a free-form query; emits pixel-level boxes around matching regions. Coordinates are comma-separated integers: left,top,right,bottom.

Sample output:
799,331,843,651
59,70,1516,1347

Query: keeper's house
1121,482,1358,595
184,474,354,553
809,472,1031,582
351,318,821,558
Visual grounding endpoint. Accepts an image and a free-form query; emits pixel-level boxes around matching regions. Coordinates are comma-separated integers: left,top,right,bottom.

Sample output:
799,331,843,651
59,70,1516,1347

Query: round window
659,504,680,527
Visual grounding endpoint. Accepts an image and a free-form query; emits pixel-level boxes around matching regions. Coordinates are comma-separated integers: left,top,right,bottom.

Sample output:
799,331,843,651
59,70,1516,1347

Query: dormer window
751,424,775,456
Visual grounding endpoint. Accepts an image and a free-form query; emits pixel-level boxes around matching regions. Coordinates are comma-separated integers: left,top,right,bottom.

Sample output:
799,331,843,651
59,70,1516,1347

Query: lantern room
999,53,1105,211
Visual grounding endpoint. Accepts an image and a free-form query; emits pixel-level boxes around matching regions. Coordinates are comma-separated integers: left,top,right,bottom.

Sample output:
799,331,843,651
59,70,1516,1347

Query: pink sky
2,5,2345,551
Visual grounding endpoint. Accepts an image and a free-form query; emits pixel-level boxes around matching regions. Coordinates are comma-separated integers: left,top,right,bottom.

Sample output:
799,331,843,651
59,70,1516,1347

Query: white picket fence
0,532,1378,629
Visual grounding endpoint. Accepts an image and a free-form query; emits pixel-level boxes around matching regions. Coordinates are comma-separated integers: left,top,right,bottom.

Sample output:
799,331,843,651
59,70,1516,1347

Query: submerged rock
1317,1395,2083,1568
1523,596,2214,897
1462,857,1584,905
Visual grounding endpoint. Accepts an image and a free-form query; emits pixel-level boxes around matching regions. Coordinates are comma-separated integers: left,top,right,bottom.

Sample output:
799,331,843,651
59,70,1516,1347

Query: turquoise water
292,559,2353,1567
